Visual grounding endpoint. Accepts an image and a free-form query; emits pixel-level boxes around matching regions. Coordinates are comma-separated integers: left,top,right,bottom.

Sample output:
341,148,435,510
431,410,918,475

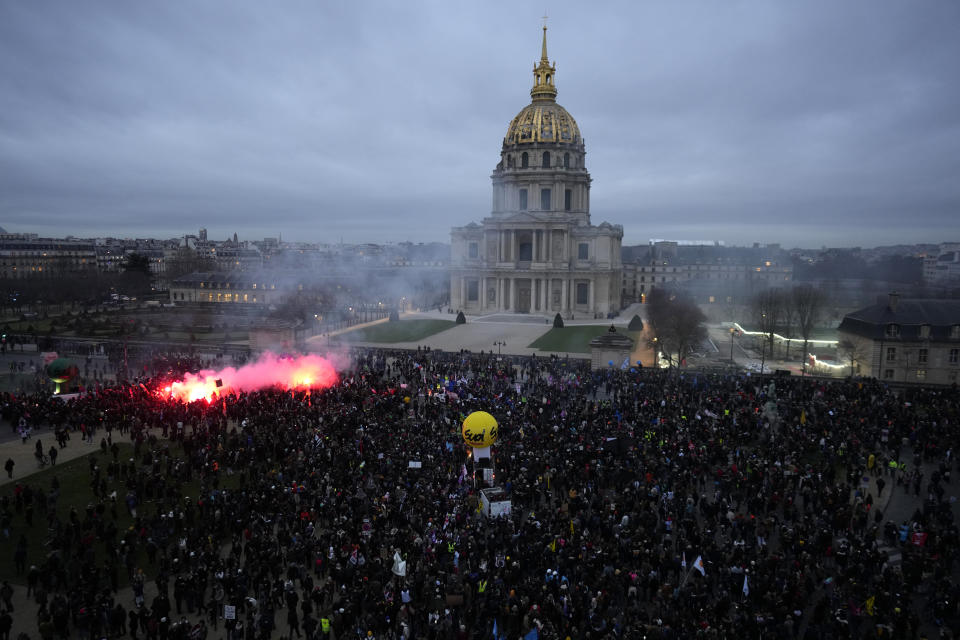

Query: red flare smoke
163,352,338,403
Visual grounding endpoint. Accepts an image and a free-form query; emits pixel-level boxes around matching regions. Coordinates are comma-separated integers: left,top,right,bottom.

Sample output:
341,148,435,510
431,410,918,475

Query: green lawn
529,326,643,354
342,319,457,343
0,441,241,586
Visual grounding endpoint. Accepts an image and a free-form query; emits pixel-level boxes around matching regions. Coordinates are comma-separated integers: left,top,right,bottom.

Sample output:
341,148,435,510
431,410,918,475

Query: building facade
0,233,97,279
923,242,960,289
620,242,793,305
838,293,960,385
450,27,623,316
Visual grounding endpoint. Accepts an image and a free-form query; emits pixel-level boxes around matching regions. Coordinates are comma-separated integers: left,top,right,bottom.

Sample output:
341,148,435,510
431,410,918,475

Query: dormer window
919,324,931,339
885,324,900,338
952,325,960,339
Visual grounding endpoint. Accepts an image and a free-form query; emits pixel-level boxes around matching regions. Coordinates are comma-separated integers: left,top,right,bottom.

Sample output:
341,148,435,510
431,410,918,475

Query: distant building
450,27,623,316
621,242,792,304
923,242,960,288
0,233,97,279
838,293,960,385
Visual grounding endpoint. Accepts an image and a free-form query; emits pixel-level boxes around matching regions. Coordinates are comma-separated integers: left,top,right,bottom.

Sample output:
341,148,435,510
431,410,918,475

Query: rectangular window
576,282,589,305
917,369,926,380
920,325,931,339
468,242,478,259
578,243,589,260
540,188,551,210
886,347,896,362
883,369,894,379
950,348,959,364
467,280,479,302
519,189,528,210
918,348,928,363
564,189,572,211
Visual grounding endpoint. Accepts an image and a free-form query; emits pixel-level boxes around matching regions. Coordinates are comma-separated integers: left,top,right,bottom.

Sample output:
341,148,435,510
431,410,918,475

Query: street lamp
729,327,735,363
493,340,506,357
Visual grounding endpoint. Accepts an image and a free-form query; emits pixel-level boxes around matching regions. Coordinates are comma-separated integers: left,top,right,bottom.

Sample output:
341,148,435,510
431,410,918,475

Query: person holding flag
693,555,706,576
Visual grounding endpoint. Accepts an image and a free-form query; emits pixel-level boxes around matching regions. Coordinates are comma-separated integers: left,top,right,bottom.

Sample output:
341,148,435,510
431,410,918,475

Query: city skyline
1,1,958,248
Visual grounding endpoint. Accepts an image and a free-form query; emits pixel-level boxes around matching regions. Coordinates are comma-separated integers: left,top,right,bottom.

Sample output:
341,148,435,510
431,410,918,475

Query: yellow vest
321,618,330,633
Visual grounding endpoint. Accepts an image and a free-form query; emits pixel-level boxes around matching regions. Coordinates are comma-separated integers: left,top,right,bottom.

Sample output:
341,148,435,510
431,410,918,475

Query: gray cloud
1,0,958,248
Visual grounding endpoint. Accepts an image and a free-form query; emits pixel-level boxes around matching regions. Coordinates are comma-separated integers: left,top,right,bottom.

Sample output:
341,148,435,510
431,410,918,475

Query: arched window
546,74,551,85
542,152,550,168
507,155,514,168
521,152,529,168
563,153,570,168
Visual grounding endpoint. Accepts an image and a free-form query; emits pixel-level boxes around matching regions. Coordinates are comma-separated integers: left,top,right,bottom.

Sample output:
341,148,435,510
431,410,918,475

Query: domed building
450,27,623,316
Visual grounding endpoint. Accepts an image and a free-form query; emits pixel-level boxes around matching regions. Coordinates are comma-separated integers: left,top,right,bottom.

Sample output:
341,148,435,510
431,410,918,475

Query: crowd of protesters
1,346,959,639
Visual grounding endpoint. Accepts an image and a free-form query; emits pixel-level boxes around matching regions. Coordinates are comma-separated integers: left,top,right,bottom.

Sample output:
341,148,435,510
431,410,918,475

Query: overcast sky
1,1,958,249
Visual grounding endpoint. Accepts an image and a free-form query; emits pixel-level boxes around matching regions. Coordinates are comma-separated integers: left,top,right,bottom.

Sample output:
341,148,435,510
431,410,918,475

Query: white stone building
450,27,623,316
838,293,960,385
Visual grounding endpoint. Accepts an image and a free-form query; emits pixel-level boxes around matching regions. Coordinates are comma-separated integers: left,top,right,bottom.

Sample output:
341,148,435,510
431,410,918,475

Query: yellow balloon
462,411,499,448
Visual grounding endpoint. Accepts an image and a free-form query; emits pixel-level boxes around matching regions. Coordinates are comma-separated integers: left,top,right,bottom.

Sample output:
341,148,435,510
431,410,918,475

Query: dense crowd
2,347,960,639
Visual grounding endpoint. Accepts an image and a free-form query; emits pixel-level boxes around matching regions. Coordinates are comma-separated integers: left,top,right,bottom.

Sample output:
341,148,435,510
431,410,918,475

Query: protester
1,347,959,639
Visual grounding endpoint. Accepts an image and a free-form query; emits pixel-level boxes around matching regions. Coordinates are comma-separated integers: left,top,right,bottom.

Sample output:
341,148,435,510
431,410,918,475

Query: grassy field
529,326,643,354
342,319,457,343
0,441,241,586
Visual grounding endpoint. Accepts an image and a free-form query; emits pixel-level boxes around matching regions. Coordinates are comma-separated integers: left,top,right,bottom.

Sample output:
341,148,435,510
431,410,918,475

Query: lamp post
493,340,506,357
729,327,735,363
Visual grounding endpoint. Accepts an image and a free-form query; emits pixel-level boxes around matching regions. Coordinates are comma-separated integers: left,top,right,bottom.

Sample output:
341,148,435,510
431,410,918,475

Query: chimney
888,292,900,312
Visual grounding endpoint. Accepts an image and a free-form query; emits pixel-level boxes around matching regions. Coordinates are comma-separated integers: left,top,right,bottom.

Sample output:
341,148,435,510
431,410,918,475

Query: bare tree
792,284,827,376
647,288,708,369
751,288,787,374
837,338,869,377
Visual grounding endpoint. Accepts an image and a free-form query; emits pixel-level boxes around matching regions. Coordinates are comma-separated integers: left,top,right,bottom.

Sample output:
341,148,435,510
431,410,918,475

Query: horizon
2,1,958,247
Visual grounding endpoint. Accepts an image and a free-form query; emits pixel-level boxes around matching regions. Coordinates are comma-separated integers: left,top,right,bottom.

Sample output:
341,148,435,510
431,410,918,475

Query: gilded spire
530,24,557,103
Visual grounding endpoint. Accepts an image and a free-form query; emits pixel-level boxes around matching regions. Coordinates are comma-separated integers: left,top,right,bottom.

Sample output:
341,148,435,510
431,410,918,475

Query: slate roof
838,297,960,341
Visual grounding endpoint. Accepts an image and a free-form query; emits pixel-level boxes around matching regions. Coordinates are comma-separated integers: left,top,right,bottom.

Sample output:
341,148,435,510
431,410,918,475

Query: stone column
560,277,567,311
498,278,503,311
532,230,538,262
499,231,505,262
588,278,595,312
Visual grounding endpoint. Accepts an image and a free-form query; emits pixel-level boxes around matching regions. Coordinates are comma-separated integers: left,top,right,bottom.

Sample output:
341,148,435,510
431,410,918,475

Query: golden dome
503,25,582,147
505,101,581,146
